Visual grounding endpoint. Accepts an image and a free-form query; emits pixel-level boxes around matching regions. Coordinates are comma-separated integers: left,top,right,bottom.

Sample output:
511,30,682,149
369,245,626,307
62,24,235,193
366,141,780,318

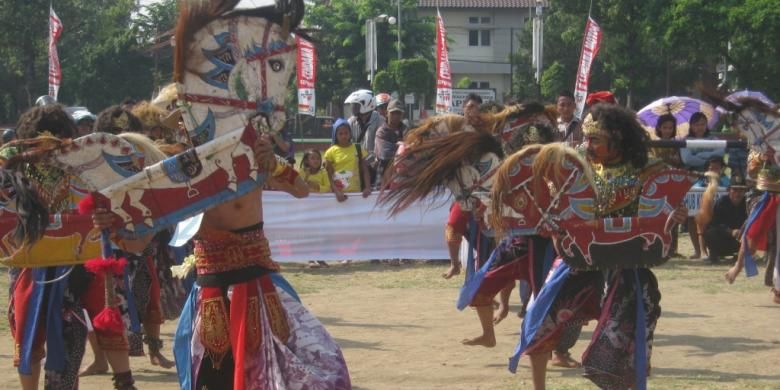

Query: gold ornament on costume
581,114,608,137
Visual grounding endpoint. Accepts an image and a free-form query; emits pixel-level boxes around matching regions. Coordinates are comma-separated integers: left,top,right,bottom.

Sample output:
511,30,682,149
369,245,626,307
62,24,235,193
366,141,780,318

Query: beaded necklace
592,161,641,217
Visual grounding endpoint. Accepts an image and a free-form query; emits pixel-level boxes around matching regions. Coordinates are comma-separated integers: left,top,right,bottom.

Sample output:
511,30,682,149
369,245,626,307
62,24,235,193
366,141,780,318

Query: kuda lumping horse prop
490,143,698,269
0,0,306,267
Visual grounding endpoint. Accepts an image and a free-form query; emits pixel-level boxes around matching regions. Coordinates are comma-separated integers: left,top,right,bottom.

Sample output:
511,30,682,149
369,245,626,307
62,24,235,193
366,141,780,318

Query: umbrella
717,89,775,114
637,96,719,138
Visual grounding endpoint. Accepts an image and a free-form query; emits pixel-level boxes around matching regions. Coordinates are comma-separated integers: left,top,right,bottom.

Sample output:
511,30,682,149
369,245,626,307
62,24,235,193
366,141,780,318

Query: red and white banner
435,10,452,114
573,17,602,119
48,6,63,100
296,35,316,116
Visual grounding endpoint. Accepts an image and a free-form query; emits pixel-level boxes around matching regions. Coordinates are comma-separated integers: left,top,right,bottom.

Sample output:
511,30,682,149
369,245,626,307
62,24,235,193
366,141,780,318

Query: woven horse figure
45,2,301,238
383,103,549,217
490,143,698,269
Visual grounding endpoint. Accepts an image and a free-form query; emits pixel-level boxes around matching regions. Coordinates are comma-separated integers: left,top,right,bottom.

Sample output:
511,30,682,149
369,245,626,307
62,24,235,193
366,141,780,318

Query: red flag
435,10,452,114
573,17,602,119
296,36,316,116
48,6,63,100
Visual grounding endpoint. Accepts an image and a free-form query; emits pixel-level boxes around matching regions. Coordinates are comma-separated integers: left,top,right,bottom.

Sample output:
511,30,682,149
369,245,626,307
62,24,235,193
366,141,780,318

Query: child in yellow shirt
299,149,331,192
324,118,371,202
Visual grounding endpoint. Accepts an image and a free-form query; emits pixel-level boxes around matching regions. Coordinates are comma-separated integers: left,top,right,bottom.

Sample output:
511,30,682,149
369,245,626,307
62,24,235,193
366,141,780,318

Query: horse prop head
175,0,304,145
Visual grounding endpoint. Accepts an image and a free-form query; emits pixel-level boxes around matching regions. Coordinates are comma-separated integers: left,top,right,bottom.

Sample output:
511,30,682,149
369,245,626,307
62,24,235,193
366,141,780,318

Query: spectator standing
375,93,391,121
650,114,683,168
462,93,483,127
703,175,748,263
299,149,330,193
72,110,97,137
374,100,407,188
555,91,581,146
272,121,296,165
345,89,385,186
681,112,725,171
325,118,371,202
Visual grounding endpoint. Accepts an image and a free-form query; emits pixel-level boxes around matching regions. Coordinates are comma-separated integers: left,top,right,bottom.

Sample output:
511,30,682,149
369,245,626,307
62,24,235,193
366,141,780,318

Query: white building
418,0,544,103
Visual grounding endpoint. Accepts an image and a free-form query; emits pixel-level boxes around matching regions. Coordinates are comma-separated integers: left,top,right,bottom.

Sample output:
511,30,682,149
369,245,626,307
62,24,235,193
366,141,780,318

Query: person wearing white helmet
345,89,385,188
374,92,391,121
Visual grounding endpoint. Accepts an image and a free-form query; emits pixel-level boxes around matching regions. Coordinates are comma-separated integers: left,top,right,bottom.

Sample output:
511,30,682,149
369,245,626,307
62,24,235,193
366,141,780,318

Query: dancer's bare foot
550,351,581,368
149,351,175,369
79,360,109,377
724,266,740,284
493,304,509,325
461,334,496,348
772,289,780,304
442,264,461,279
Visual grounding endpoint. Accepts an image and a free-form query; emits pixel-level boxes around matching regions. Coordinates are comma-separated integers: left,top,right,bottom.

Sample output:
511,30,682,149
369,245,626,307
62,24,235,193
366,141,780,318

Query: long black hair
589,103,649,169
655,113,677,139
687,112,710,138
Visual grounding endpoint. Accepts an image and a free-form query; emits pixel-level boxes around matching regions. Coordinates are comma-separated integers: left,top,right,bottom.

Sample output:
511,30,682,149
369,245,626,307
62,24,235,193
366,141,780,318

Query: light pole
532,0,544,97
366,14,397,82
396,0,402,60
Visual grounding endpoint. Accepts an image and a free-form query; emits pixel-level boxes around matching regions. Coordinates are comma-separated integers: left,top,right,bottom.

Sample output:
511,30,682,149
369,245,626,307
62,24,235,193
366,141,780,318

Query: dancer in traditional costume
168,1,351,388
509,104,688,389
2,104,90,390
383,102,571,351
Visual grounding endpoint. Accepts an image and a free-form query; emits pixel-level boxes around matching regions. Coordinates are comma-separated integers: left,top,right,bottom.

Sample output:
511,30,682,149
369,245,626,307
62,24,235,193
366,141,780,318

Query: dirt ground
0,234,778,389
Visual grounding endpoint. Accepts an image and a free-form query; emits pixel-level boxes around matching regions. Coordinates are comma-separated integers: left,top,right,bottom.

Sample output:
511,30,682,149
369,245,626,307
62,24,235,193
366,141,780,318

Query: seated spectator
650,114,683,168
374,100,407,188
324,118,371,202
703,175,748,264
299,149,330,193
681,112,724,172
693,156,730,188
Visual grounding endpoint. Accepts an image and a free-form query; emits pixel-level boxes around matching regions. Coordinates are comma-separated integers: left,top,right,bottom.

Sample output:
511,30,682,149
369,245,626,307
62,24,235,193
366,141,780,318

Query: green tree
540,61,568,100
0,0,178,123
456,76,472,89
372,70,396,93
305,0,435,112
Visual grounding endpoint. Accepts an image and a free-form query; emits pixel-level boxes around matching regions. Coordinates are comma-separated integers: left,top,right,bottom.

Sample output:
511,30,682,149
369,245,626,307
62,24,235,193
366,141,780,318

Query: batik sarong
174,224,350,390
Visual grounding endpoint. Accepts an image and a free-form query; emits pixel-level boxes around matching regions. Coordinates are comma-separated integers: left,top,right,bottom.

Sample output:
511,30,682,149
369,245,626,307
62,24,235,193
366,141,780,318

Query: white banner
296,36,316,116
263,192,450,262
573,17,602,120
48,6,63,100
683,187,727,216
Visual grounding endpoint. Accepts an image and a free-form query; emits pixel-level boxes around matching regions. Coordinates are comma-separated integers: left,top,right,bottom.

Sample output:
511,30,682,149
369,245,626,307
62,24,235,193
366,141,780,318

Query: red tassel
78,194,96,215
84,257,127,276
92,306,125,336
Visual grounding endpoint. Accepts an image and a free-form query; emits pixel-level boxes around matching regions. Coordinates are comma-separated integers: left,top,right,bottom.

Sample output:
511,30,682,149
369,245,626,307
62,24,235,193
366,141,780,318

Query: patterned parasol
717,90,775,114
638,96,719,138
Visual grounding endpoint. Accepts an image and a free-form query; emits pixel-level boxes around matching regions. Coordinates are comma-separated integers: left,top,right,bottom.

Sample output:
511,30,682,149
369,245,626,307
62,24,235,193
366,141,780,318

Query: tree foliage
513,0,780,109
0,0,177,124
305,0,435,112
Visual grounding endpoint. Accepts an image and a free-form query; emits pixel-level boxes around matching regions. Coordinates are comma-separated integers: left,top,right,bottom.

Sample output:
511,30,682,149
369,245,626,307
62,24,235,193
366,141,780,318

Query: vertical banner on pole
48,6,63,100
296,36,316,116
573,17,602,119
435,9,452,114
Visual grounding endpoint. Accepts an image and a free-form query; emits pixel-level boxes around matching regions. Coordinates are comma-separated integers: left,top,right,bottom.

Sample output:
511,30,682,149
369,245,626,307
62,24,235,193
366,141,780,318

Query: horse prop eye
269,59,284,72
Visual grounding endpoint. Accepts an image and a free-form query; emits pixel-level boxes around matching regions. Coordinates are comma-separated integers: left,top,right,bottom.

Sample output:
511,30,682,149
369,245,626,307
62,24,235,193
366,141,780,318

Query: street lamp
366,14,397,82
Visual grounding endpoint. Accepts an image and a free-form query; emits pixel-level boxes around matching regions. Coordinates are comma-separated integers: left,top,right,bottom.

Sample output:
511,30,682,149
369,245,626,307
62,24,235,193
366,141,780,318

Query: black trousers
703,226,740,259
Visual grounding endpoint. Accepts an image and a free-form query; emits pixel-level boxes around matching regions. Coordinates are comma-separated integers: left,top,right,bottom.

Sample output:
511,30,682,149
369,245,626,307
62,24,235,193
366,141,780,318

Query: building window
481,30,491,46
468,15,492,47
469,30,479,46
468,29,491,46
468,81,490,89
